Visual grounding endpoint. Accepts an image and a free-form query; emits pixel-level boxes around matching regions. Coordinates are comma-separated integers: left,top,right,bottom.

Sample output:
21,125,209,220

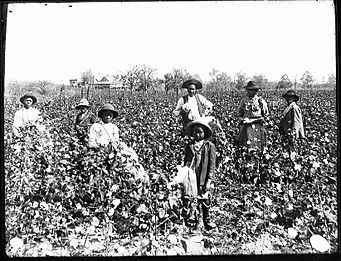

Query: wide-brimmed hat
76,98,91,109
20,93,37,104
98,103,118,118
244,81,260,90
282,90,299,102
181,79,203,90
185,118,213,138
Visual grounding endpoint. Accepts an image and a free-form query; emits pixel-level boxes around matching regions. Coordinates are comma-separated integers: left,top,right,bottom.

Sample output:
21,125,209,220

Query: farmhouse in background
93,76,124,90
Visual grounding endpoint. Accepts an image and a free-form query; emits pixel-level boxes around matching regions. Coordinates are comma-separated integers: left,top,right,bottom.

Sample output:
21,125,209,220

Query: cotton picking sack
176,165,197,197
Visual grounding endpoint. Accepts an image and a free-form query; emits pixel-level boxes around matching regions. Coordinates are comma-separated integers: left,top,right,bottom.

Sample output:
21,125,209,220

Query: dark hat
76,98,91,109
244,81,260,90
185,118,213,138
181,79,203,90
282,90,299,102
98,103,118,118
20,93,37,104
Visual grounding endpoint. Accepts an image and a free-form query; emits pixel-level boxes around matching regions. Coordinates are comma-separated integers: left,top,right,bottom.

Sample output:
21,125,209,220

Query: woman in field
173,79,213,136
74,98,96,143
12,93,45,137
183,118,216,230
236,81,269,151
279,90,305,152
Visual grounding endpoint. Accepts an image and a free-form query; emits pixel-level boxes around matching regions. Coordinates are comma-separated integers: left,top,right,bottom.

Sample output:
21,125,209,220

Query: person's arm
292,105,305,139
173,97,185,117
198,94,213,113
12,110,22,136
113,124,120,143
184,143,192,166
88,124,99,148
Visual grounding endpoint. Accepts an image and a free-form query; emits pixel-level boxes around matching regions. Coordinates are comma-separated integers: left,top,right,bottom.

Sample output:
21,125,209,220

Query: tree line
80,66,336,94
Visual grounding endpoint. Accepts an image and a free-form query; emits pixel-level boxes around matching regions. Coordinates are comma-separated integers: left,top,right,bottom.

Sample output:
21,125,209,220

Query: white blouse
13,107,41,136
88,122,119,147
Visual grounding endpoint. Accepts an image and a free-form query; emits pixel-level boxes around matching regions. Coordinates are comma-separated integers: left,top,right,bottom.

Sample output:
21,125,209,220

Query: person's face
285,96,295,104
192,125,205,141
101,111,114,123
247,89,257,98
187,85,197,97
23,98,33,108
79,106,88,113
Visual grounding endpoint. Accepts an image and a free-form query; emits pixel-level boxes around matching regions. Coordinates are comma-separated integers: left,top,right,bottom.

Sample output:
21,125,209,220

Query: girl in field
173,79,213,136
88,103,149,183
74,98,96,143
12,93,45,137
183,118,216,230
88,103,119,150
279,90,305,152
236,81,269,152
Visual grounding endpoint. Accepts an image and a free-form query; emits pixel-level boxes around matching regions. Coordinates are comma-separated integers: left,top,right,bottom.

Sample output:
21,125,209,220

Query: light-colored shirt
173,94,213,120
88,122,120,147
13,107,41,136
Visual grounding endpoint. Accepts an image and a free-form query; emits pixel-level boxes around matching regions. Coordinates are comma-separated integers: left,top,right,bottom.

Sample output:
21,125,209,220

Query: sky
4,1,336,84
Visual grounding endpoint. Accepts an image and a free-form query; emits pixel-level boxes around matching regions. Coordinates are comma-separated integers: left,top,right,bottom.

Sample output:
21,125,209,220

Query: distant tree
300,71,314,89
121,65,157,93
234,72,247,90
164,68,191,96
252,73,268,88
81,69,95,99
207,68,233,91
277,74,293,89
327,73,336,89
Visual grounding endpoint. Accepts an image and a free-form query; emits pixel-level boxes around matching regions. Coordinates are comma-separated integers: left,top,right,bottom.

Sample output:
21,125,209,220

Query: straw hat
20,93,37,104
185,118,213,138
76,98,91,109
282,90,299,102
181,79,203,90
98,103,118,118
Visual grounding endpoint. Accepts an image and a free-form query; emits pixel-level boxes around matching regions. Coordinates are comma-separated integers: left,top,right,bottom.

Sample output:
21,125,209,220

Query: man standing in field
12,93,45,137
279,90,305,152
173,79,213,136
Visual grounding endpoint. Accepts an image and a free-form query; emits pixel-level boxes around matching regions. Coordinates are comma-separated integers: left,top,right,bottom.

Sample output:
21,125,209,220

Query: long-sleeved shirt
279,102,305,139
12,107,41,136
184,140,216,187
173,94,213,120
88,122,119,147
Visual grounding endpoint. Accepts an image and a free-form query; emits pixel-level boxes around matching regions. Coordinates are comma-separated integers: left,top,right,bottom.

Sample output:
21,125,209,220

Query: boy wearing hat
279,90,305,150
173,79,213,135
75,98,96,143
183,118,216,230
12,93,43,137
88,103,119,150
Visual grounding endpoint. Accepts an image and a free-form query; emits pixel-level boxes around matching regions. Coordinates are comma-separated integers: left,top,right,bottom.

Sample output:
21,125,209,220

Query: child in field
88,103,119,150
88,103,149,184
183,118,216,230
12,93,45,137
74,98,96,143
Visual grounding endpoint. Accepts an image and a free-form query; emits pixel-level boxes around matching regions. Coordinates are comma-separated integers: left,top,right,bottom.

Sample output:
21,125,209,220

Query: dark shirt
184,140,216,186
